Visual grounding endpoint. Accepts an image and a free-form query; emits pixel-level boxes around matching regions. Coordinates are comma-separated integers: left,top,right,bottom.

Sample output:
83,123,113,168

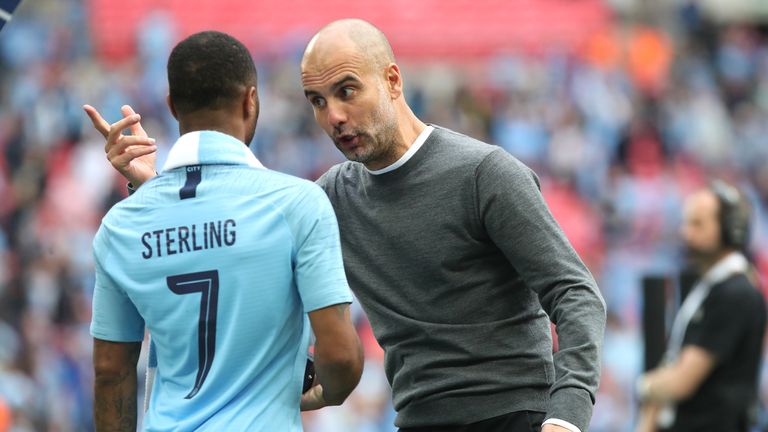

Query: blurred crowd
0,1,767,431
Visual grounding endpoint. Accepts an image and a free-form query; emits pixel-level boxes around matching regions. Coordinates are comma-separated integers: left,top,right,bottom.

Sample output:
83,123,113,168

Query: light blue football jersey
90,131,352,431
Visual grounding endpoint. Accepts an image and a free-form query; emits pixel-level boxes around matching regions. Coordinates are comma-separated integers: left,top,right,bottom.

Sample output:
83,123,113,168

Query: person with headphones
635,181,767,432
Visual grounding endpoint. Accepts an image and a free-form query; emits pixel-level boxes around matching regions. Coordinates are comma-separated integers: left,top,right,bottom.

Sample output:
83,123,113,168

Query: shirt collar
162,130,265,172
366,125,434,175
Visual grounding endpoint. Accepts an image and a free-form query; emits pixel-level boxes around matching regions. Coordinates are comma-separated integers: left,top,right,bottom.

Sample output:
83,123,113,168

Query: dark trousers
398,410,546,432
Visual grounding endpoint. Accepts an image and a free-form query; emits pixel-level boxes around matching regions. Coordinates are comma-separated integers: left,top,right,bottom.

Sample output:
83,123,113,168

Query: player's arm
636,346,716,404
91,225,146,429
475,149,606,432
83,104,158,188
638,283,753,406
93,338,142,432
633,349,713,431
291,183,363,410
302,303,363,410
635,403,661,432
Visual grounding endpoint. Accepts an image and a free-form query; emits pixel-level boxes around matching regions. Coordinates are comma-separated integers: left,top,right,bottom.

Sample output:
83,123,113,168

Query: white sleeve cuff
543,418,581,432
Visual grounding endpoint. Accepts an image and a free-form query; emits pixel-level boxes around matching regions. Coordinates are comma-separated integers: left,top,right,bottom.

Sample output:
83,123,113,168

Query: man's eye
312,97,326,108
340,87,354,98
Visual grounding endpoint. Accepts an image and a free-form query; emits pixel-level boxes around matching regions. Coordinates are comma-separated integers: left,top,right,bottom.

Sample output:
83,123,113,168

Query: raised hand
83,104,158,188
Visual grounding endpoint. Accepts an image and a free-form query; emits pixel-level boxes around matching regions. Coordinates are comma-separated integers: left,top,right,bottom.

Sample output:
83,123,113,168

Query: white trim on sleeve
543,418,581,432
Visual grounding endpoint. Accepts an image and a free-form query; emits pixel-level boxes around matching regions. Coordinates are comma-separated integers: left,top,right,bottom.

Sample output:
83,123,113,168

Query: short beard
361,121,399,166
335,109,399,167
684,245,722,272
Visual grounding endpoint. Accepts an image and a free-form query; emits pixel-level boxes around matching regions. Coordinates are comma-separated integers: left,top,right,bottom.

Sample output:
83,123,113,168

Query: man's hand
83,104,158,188
542,425,574,432
300,384,328,411
635,403,660,432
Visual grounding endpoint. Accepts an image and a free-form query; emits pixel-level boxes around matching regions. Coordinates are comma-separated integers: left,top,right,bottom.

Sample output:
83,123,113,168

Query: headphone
709,179,750,250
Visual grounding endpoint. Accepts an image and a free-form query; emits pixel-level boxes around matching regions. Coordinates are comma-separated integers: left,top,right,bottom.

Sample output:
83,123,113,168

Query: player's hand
83,104,158,188
541,425,572,432
300,384,327,411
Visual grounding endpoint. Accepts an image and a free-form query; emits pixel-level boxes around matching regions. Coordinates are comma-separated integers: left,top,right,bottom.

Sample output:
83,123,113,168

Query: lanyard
658,252,748,427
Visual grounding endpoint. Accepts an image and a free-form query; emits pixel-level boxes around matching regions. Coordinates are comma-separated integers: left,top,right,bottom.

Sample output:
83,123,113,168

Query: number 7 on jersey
167,270,220,399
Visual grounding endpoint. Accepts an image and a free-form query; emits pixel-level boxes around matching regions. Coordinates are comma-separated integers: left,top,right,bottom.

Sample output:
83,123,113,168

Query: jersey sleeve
90,224,145,342
291,183,353,312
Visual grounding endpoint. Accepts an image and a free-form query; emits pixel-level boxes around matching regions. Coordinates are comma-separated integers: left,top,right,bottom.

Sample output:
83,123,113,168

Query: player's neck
177,109,248,144
699,249,737,275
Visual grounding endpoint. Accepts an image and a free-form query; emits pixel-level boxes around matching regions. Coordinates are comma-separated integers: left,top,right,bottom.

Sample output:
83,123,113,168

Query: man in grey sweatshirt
90,18,606,432
300,19,606,432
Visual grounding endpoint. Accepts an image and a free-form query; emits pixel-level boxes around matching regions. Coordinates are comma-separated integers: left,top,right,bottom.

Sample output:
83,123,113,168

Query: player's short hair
167,31,257,115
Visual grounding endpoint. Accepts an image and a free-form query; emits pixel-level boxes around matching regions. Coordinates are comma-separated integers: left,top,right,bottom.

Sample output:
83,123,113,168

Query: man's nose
326,101,347,128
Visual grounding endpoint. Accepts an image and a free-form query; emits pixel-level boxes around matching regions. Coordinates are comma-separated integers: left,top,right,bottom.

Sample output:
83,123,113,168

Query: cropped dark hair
167,31,257,114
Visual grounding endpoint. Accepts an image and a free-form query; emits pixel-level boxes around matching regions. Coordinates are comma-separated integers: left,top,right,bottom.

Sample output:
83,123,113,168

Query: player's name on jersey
141,219,236,259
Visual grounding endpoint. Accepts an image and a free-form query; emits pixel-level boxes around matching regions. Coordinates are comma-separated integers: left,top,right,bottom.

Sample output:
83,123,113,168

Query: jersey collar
162,130,265,172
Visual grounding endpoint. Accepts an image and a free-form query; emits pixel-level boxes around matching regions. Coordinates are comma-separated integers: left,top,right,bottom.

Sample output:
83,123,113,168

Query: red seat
87,0,611,62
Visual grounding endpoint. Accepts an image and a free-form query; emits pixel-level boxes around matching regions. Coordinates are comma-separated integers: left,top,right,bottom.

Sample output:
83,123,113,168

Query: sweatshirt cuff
547,387,594,432
543,418,581,432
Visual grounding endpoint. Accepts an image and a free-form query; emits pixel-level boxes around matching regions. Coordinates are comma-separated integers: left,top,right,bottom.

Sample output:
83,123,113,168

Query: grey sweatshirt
316,125,606,431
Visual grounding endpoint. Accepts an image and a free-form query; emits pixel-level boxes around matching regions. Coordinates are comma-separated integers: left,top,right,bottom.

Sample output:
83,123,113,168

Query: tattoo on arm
93,340,142,432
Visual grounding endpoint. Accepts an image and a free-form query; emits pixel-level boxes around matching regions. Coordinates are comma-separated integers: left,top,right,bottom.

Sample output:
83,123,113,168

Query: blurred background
0,0,767,430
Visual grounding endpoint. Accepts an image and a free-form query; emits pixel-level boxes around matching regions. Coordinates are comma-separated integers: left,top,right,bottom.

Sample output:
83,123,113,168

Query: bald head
684,189,720,224
302,19,395,73
300,19,425,171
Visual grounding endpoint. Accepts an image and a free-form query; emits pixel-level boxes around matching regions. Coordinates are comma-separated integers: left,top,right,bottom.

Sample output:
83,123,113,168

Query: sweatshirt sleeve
475,148,606,432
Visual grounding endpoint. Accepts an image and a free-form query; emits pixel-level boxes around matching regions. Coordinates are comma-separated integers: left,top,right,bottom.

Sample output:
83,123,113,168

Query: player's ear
166,95,178,120
243,86,258,121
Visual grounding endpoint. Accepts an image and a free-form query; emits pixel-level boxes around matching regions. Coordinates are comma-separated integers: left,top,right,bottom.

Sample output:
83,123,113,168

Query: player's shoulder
100,192,141,229
246,168,333,215
103,173,165,221
430,125,533,177
254,166,314,187
95,200,134,253
711,273,764,308
430,125,501,161
263,167,326,197
316,161,360,190
718,272,757,291
222,165,321,199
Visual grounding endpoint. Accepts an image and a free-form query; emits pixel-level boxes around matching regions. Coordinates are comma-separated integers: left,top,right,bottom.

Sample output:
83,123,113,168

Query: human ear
385,63,403,99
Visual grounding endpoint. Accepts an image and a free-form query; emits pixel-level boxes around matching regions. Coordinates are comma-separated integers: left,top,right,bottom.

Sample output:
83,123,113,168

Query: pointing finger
83,104,110,139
